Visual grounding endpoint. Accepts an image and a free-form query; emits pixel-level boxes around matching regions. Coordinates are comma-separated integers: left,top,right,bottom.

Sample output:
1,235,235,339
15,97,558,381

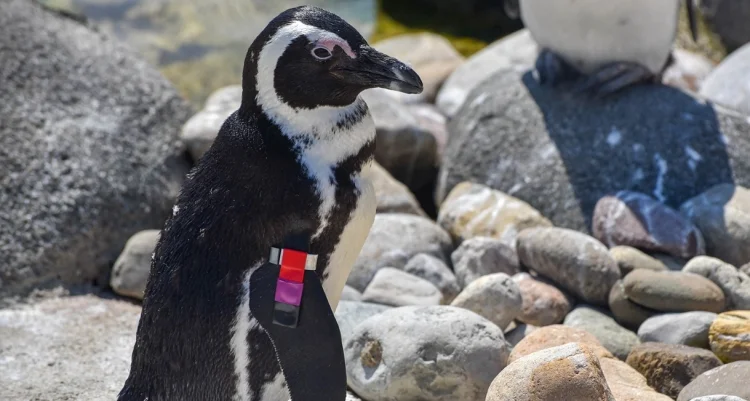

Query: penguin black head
241,6,423,113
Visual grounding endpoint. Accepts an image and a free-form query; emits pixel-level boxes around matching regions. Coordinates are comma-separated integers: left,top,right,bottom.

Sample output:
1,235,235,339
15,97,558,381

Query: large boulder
0,0,191,299
699,1,750,50
700,43,750,115
436,68,750,232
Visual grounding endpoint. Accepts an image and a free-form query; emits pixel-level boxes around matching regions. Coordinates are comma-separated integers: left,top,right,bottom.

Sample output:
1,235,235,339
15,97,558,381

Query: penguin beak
334,46,423,94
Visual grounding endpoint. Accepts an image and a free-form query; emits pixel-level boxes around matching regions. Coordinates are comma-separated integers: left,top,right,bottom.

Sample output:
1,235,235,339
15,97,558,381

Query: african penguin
118,6,422,401
516,0,698,95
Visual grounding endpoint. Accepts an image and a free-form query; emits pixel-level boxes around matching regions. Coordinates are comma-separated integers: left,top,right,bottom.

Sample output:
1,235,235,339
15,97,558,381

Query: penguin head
242,6,423,111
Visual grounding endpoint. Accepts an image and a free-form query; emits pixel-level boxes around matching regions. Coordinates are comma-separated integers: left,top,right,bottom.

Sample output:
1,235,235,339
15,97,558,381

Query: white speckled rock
345,306,509,401
404,253,461,303
335,301,392,347
362,267,443,307
110,230,160,300
638,311,718,349
450,273,522,330
451,236,521,288
180,85,241,160
340,285,363,302
683,256,750,310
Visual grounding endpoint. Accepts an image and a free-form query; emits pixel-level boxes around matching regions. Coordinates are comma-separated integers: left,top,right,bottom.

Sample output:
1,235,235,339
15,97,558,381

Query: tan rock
609,246,669,276
509,324,612,363
709,310,750,362
513,273,572,326
370,162,425,216
599,358,672,401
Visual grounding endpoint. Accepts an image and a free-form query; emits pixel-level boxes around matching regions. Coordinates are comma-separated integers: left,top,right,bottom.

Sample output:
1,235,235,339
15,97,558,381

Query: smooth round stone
517,227,621,305
677,362,750,401
505,323,538,348
709,310,750,362
403,253,461,303
684,256,750,310
451,236,521,288
623,270,726,313
513,273,572,326
450,273,523,330
609,279,659,329
508,324,610,363
340,285,363,302
638,312,718,349
335,301,392,347
600,357,673,401
344,306,509,401
180,85,241,160
689,396,748,401
110,230,160,300
741,263,750,276
626,343,723,399
486,343,615,401
362,267,443,307
610,246,669,276
370,162,426,216
563,306,640,361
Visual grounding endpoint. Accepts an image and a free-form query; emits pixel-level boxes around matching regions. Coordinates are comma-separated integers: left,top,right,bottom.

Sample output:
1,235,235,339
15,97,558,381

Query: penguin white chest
520,0,680,74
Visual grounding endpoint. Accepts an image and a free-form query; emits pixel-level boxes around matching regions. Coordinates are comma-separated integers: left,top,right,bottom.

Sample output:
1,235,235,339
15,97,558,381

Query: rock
437,181,552,245
513,273,572,326
0,295,141,400
509,324,609,363
340,285,363,302
564,306,641,361
0,0,192,298
626,343,723,399
361,267,443,307
638,312,718,349
741,263,750,276
653,252,690,271
347,213,453,291
677,361,750,401
609,279,660,329
505,323,538,348
346,391,363,401
109,230,160,300
450,273,522,330
680,185,750,267
180,85,240,160
610,246,669,276
684,256,750,310
517,227,621,305
335,301,391,346
599,357,673,401
699,1,750,51
436,29,537,117
451,236,521,288
372,33,464,102
486,343,616,401
404,253,461,303
709,310,750,362
623,270,726,313
661,49,717,93
370,162,426,216
344,305,509,401
592,191,705,259
436,67,750,233
688,396,748,401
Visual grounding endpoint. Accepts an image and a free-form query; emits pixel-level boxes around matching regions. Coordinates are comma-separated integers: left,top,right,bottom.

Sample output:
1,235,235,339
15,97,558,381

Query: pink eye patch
315,37,356,59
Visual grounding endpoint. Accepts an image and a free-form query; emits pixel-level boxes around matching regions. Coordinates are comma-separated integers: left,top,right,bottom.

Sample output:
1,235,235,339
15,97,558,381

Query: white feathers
231,264,261,401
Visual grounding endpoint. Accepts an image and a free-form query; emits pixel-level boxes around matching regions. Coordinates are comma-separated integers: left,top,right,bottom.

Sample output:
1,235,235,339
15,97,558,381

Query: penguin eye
312,47,332,60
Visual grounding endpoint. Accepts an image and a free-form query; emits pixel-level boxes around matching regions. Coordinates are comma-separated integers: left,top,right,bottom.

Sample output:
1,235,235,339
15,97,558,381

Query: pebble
450,273,523,330
623,270,726,313
451,236,520,288
680,184,750,267
403,253,461,303
340,285,363,302
180,85,240,160
505,323,538,348
517,227,621,305
600,357,673,401
509,324,610,363
593,191,705,259
370,162,426,216
638,312,718,349
688,397,748,401
609,246,669,276
564,306,640,360
362,267,443,307
709,310,750,363
335,301,392,346
626,342,723,399
677,362,750,401
437,181,552,245
347,213,453,292
345,306,509,401
684,256,750,310
609,279,659,329
741,263,750,277
110,230,160,300
513,273,572,326
486,343,616,401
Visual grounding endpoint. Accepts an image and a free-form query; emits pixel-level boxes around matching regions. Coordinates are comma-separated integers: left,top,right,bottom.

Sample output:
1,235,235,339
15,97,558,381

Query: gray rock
677,362,750,401
404,253,461,303
345,305,509,401
684,256,750,310
741,263,750,276
180,85,240,160
347,213,453,291
593,191,705,259
0,0,191,299
0,295,141,400
689,396,748,401
504,323,538,348
638,312,718,349
340,285,363,302
652,252,690,271
362,267,443,306
346,391,363,401
436,66,750,233
451,237,521,288
335,300,392,346
450,273,522,330
623,270,726,313
564,305,641,360
517,227,621,305
699,1,750,51
681,184,750,267
609,246,669,276
609,279,659,330
513,272,573,326
370,162,426,216
110,230,160,300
